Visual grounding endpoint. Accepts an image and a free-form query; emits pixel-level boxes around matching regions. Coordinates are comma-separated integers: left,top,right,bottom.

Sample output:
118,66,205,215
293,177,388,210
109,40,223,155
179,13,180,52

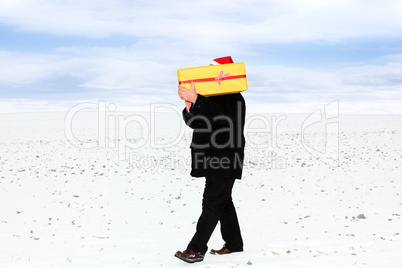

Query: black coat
182,93,246,179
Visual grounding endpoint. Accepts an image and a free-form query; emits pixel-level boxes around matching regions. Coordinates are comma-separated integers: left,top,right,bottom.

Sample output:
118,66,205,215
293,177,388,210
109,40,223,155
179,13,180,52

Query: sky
0,0,402,114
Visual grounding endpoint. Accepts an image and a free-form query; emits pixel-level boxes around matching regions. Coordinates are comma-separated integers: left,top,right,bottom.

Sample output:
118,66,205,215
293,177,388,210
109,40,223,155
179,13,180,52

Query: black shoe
175,248,204,263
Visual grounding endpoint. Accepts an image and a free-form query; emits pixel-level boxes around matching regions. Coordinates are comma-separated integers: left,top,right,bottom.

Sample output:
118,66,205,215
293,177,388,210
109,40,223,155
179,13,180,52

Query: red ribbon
179,73,246,85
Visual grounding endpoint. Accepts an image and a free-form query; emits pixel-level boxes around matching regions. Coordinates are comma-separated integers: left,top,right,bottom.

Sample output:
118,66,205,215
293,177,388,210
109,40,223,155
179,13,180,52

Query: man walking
175,56,246,263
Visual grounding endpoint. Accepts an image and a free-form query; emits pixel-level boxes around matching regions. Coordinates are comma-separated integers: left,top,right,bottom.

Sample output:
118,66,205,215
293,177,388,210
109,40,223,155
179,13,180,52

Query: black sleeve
182,106,194,127
182,104,209,130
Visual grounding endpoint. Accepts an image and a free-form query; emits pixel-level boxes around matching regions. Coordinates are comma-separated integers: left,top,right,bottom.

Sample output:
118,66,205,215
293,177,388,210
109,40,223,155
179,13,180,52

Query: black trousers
187,176,243,255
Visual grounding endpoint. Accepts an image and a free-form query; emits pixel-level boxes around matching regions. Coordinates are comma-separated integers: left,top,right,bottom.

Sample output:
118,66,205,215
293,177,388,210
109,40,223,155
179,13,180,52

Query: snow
0,111,401,267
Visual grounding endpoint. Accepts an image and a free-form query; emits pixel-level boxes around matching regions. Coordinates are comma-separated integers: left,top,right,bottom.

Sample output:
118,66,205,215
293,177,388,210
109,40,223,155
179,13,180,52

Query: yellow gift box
178,63,247,96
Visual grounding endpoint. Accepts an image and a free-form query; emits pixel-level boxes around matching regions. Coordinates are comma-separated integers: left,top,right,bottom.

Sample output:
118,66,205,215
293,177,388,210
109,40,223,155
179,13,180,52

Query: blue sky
0,0,401,114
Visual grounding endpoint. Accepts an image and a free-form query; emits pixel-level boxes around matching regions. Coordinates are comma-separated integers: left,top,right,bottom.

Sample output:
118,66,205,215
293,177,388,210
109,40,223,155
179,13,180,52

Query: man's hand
178,81,198,104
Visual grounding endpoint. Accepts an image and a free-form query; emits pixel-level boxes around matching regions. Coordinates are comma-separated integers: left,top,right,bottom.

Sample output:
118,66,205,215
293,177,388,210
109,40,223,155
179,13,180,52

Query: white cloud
1,46,401,114
0,51,63,85
1,0,401,114
1,0,401,45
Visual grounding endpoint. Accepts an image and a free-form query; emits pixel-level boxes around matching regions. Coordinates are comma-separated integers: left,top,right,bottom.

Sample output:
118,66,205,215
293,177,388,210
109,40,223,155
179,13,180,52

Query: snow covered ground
0,110,401,268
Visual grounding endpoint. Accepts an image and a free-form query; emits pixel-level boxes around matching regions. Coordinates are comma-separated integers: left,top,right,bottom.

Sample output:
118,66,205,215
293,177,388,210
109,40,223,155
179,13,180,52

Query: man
175,56,246,263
